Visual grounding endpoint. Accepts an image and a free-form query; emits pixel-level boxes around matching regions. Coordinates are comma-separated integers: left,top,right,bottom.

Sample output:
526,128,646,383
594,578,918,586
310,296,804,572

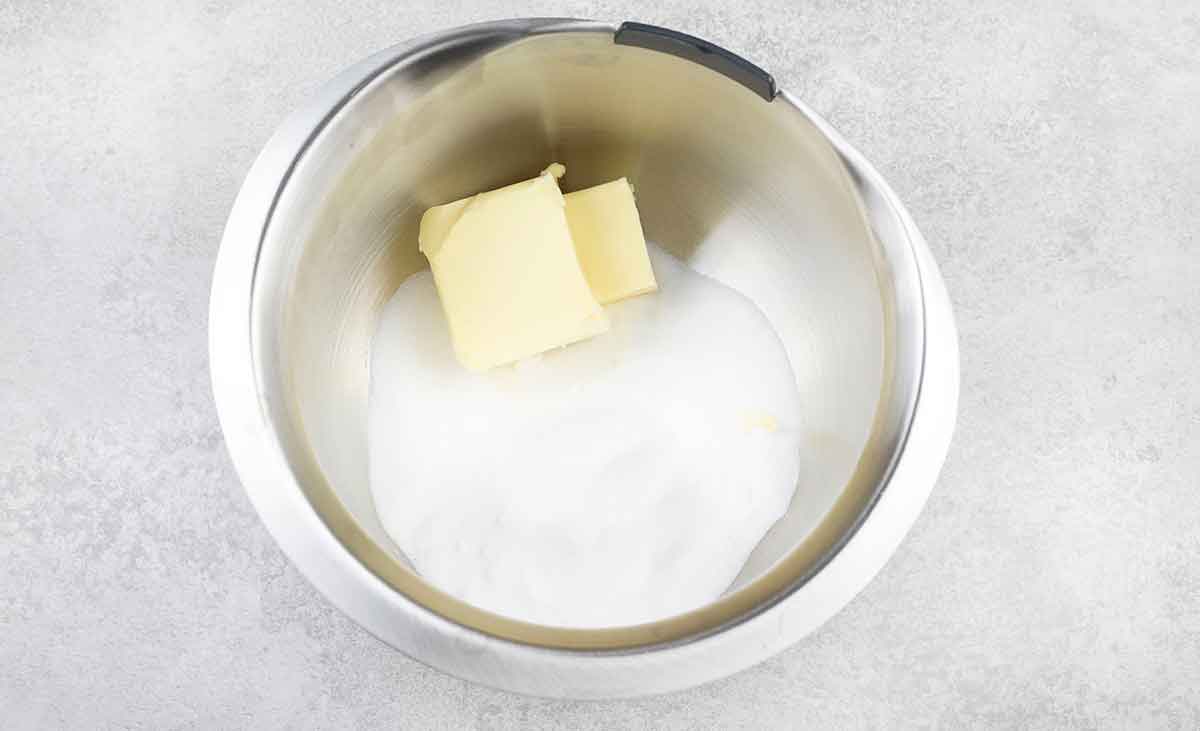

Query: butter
418,166,608,371
564,178,657,304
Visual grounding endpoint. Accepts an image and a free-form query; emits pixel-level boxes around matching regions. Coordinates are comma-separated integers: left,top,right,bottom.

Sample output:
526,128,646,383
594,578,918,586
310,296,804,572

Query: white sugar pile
368,244,801,627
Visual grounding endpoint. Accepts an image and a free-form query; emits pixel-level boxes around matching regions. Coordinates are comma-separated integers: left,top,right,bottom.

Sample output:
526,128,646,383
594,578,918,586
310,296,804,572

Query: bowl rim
209,17,959,698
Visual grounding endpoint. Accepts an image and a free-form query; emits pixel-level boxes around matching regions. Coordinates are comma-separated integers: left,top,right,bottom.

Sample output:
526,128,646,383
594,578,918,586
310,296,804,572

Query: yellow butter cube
564,178,657,305
418,167,609,371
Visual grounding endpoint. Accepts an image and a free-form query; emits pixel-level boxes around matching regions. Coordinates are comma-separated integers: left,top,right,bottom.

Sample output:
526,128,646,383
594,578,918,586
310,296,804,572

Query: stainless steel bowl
210,18,959,698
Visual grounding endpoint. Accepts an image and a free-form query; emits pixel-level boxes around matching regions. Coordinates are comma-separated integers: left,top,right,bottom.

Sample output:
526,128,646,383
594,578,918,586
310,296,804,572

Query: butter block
564,178,657,305
419,167,609,371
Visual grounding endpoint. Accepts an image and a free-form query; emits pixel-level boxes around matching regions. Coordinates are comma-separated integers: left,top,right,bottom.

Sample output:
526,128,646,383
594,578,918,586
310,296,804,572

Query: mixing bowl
210,18,959,698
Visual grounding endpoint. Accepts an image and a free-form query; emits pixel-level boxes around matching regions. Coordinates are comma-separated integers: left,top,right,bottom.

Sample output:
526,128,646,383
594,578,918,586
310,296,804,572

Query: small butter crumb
742,412,779,433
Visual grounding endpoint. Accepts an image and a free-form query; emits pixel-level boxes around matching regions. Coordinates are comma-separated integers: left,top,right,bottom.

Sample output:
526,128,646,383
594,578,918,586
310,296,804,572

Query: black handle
614,21,777,102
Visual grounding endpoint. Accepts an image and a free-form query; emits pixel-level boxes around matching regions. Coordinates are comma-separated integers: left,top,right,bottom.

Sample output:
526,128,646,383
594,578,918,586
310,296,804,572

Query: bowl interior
252,29,896,647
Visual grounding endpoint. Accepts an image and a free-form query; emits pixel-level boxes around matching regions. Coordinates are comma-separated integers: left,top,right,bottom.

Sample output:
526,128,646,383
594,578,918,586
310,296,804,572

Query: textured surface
2,1,1198,727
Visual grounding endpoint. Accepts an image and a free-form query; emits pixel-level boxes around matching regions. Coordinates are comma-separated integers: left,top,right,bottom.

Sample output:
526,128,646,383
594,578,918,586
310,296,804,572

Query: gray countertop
3,1,1198,727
